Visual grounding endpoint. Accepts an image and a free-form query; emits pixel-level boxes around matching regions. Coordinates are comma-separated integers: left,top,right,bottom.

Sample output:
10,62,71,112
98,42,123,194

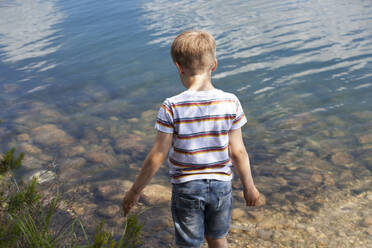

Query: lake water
1,0,372,246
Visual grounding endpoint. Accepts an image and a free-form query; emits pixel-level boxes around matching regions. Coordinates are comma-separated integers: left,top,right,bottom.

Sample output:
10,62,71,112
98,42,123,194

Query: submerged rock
276,113,314,131
31,124,75,146
27,170,56,184
255,176,287,192
18,142,42,155
128,118,139,123
331,152,354,167
22,155,43,170
362,217,372,227
84,151,118,167
142,184,171,205
247,210,265,222
311,173,323,184
257,229,274,240
17,133,31,142
58,168,81,183
61,145,86,157
39,153,54,163
96,205,121,218
71,202,97,216
94,179,133,202
140,110,157,122
115,134,146,152
232,208,248,220
358,134,372,144
59,157,86,171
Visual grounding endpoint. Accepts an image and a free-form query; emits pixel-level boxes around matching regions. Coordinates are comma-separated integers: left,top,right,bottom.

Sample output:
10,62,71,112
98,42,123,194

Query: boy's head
171,30,216,75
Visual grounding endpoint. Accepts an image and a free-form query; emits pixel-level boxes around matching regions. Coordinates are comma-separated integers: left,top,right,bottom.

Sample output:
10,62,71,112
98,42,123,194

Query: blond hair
171,30,216,74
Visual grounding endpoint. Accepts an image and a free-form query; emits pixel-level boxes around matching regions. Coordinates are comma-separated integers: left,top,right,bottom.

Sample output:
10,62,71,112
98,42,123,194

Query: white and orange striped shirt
154,89,247,183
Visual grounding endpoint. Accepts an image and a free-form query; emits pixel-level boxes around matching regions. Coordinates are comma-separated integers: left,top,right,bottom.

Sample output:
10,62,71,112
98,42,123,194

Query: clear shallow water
1,0,372,245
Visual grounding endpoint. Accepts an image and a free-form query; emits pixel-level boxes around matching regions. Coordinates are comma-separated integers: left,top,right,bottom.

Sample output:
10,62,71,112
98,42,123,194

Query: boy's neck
181,73,215,91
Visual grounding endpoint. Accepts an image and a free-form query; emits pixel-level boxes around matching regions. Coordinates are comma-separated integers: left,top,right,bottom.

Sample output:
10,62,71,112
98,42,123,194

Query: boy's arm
122,131,173,217
228,128,260,206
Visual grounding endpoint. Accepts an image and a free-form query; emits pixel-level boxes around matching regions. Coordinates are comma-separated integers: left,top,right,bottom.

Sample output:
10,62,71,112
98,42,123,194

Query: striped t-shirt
154,88,247,184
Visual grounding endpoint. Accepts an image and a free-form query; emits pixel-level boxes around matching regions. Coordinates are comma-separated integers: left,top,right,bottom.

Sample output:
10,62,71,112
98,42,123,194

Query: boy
122,30,259,248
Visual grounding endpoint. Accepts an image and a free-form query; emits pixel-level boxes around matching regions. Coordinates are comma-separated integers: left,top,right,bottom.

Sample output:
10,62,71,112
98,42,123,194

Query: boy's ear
211,59,218,72
175,62,184,75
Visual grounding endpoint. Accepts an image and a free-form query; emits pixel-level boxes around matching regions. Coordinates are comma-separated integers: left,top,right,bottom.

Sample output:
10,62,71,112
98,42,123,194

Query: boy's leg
171,180,207,247
205,236,228,248
204,180,232,247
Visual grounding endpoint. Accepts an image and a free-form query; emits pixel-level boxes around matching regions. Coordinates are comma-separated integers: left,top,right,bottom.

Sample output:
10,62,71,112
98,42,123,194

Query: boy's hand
243,186,260,206
122,189,140,217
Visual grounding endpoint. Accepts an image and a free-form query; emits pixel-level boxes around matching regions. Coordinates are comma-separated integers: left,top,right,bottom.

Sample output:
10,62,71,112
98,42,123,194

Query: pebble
366,193,372,201
232,208,248,220
71,202,97,216
331,152,354,167
96,126,104,132
311,173,323,184
258,193,267,206
306,226,316,233
128,118,139,123
363,217,372,227
358,134,372,144
96,205,121,218
247,210,264,222
257,229,274,240
258,219,275,229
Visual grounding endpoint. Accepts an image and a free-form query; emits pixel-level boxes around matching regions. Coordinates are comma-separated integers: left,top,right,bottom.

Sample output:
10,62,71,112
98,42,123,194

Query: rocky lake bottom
0,98,371,247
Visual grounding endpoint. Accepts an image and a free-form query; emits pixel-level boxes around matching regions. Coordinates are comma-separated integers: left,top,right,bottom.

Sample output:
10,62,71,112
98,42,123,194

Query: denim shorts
171,179,233,247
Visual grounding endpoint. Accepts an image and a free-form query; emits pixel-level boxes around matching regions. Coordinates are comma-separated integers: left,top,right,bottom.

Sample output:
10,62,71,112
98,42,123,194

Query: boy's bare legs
206,236,228,248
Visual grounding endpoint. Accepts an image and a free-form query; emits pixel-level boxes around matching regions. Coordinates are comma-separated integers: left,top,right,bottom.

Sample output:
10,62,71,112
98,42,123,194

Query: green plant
0,148,24,175
0,118,144,247
87,214,144,248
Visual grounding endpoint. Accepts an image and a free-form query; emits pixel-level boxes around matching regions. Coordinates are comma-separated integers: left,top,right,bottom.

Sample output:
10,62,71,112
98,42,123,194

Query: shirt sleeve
231,97,247,130
154,99,174,133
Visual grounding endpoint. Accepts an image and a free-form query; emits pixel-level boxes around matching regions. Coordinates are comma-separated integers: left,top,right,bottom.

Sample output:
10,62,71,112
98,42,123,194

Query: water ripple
0,0,65,72
141,0,372,85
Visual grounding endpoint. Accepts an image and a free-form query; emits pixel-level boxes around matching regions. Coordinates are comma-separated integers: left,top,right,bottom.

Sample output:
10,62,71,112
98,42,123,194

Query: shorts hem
204,231,229,240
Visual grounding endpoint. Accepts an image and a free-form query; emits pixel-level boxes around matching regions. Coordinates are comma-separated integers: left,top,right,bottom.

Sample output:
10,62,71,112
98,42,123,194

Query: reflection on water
142,0,372,87
0,0,65,72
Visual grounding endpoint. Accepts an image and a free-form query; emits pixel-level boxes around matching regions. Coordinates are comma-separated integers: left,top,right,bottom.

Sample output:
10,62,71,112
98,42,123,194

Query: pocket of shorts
175,194,200,210
216,181,232,196
217,191,232,210
216,182,232,210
